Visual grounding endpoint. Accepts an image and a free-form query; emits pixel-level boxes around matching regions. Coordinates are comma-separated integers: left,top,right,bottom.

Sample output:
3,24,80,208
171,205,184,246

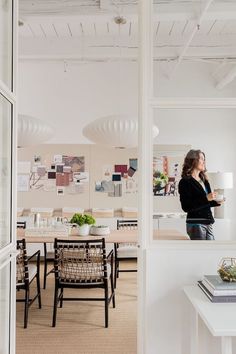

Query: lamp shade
208,172,234,189
83,115,159,148
18,115,53,147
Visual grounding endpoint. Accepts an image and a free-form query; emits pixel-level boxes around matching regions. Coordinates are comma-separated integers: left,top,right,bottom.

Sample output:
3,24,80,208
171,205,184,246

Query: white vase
77,224,90,236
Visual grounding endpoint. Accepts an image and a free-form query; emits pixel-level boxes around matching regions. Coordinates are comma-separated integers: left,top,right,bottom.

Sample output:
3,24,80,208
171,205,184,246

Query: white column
138,0,153,353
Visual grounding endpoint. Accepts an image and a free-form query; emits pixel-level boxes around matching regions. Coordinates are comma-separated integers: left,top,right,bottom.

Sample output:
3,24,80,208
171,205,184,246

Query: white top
183,285,236,337
198,179,206,192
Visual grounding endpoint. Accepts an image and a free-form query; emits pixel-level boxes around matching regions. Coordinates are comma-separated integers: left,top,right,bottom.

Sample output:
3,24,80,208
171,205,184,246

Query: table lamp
207,172,234,218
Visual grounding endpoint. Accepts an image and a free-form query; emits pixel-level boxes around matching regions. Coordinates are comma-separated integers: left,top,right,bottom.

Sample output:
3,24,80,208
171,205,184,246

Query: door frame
0,0,18,353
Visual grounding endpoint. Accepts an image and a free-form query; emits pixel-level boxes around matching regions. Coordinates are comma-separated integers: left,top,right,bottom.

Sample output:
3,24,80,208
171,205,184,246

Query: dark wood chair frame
43,242,55,289
52,238,115,328
114,219,138,288
17,221,26,229
16,239,42,328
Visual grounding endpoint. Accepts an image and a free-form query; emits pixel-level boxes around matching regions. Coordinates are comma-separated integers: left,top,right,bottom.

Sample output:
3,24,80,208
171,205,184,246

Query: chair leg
36,270,42,309
24,289,29,329
110,274,115,308
59,288,63,308
43,243,47,289
114,260,119,288
52,284,59,327
114,271,117,289
104,284,109,328
117,260,120,278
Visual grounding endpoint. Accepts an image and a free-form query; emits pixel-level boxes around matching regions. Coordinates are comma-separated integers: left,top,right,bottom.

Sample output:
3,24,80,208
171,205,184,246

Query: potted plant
153,171,169,195
70,213,96,236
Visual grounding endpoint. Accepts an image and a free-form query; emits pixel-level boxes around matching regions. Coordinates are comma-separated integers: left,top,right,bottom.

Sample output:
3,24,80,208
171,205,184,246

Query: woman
178,149,224,240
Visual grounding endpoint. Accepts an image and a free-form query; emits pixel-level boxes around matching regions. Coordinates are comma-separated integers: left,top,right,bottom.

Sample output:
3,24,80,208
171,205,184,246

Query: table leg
221,337,232,354
190,309,199,354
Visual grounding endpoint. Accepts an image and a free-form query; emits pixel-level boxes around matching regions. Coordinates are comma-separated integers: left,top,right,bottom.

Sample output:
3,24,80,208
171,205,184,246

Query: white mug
215,193,224,202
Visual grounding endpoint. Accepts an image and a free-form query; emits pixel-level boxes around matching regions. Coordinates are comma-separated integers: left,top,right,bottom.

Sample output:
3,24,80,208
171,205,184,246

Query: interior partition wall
0,0,18,353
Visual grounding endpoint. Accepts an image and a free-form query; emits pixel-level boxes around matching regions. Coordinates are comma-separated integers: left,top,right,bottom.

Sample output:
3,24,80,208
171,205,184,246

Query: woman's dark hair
181,149,207,180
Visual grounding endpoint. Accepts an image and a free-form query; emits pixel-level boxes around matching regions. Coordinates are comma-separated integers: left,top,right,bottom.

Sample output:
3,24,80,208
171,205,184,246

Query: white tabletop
184,285,236,337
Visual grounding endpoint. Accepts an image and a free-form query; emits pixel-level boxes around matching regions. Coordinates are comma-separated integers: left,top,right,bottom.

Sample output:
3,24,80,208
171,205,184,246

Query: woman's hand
216,198,226,205
207,192,217,201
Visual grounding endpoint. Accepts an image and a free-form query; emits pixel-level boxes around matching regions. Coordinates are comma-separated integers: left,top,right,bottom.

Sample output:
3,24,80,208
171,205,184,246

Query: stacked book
198,275,236,302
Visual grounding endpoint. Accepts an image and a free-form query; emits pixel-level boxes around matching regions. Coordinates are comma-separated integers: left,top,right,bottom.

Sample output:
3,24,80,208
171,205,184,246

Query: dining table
17,228,189,243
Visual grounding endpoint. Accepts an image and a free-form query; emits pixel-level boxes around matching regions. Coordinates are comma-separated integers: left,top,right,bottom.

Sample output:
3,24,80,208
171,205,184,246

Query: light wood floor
16,262,137,354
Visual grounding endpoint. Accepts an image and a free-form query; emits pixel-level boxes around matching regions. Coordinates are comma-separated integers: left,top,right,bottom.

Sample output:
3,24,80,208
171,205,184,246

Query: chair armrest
28,250,41,274
106,250,114,278
107,249,113,261
28,250,40,276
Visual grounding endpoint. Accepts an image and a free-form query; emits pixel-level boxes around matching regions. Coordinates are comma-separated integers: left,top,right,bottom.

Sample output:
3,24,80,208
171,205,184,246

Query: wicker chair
114,219,138,288
16,239,42,328
52,238,115,328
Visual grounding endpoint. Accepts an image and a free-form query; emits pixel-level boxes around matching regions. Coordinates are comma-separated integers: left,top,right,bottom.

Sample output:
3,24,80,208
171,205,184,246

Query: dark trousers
186,224,214,240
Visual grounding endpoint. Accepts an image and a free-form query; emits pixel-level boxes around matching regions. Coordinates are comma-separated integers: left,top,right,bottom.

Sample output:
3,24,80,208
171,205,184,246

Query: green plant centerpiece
70,213,95,236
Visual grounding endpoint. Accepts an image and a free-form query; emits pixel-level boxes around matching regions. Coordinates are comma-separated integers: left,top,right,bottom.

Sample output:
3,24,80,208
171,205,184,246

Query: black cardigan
178,176,219,225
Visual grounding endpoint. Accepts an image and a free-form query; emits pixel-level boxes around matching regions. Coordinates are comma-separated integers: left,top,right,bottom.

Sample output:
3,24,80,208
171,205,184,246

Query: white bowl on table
90,225,110,236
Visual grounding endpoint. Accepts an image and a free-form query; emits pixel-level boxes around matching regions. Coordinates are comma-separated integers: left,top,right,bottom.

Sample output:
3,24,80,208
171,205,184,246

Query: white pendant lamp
83,115,159,148
18,115,54,147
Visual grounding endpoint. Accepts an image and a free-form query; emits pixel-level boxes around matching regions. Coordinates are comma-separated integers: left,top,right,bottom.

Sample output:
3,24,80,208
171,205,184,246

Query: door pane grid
0,93,12,250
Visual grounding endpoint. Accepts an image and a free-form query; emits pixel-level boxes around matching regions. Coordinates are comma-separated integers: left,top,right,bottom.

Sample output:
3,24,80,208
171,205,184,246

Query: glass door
0,0,13,89
0,258,11,354
0,93,12,250
0,0,17,354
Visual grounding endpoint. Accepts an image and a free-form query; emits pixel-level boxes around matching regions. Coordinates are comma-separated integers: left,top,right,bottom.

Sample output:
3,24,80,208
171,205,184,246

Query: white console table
184,285,236,354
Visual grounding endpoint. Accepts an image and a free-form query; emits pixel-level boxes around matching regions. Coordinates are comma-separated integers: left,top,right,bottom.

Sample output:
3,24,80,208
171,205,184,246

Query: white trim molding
149,97,236,109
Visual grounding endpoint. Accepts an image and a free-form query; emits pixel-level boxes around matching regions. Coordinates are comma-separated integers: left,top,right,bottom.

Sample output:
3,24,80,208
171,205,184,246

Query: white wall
155,61,236,98
145,243,236,354
18,61,236,146
18,61,138,144
18,60,236,218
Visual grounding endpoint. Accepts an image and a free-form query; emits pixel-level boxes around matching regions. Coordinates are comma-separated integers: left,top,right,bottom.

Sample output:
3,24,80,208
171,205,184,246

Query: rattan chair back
16,239,29,285
54,239,107,284
117,219,138,231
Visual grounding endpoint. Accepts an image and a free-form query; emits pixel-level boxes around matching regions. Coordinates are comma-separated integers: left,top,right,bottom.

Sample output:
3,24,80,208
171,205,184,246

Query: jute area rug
16,262,137,354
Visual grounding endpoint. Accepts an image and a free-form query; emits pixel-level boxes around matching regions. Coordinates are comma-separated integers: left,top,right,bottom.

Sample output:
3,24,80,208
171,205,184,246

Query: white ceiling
19,0,236,82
